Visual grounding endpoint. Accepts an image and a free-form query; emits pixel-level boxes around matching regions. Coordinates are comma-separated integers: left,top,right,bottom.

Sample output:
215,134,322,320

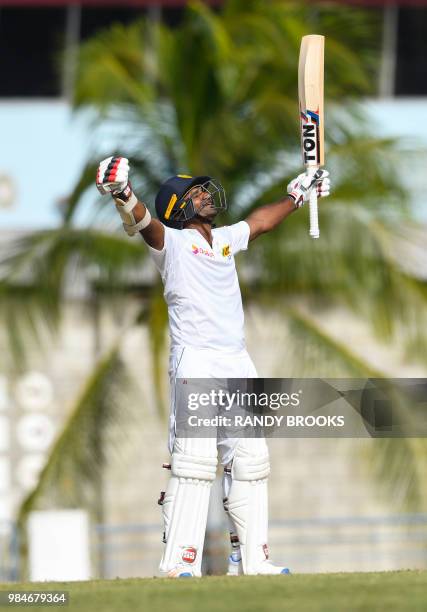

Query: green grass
1,571,426,612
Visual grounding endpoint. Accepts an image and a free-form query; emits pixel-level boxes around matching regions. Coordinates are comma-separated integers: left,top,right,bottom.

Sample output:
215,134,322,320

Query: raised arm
245,170,330,242
124,199,165,250
96,156,165,250
245,196,297,241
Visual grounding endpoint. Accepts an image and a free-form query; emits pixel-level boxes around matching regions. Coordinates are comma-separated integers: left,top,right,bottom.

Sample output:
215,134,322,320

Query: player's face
186,185,217,220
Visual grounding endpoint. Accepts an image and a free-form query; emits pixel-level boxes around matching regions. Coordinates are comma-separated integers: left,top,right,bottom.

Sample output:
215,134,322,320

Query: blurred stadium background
0,0,427,581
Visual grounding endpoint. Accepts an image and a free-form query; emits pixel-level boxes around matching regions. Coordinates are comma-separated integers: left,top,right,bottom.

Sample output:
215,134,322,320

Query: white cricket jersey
148,221,250,353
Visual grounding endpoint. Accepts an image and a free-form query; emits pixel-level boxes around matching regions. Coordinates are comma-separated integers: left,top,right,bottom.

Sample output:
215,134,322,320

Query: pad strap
172,453,217,480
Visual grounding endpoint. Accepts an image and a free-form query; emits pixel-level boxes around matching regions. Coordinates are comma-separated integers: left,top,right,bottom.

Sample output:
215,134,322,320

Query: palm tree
2,0,426,572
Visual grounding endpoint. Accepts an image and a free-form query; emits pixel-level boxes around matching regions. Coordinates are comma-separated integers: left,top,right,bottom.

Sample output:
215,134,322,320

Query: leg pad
226,442,270,575
159,452,217,576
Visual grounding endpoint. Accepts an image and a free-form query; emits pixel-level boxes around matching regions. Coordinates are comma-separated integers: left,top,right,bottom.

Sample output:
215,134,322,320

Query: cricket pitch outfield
1,571,425,612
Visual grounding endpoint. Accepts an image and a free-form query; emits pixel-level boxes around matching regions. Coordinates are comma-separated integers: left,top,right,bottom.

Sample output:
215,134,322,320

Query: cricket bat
298,34,325,239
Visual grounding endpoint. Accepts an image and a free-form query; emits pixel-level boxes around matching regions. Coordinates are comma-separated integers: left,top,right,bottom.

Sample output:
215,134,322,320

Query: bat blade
298,34,325,239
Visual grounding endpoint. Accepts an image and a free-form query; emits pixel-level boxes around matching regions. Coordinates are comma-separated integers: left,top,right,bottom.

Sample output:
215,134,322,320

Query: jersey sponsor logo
181,546,197,564
222,244,231,259
191,244,214,258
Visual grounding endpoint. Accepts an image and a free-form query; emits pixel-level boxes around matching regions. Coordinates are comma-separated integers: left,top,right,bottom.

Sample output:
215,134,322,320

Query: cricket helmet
155,174,227,229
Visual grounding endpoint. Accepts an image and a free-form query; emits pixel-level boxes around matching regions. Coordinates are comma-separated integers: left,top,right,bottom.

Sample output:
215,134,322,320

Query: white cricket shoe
227,556,290,576
255,559,291,575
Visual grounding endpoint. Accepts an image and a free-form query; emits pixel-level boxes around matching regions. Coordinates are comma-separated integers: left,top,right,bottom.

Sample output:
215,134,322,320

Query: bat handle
308,168,320,239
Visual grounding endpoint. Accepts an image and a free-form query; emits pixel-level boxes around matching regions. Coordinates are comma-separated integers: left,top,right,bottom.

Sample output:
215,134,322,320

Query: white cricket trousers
160,345,270,576
167,345,266,464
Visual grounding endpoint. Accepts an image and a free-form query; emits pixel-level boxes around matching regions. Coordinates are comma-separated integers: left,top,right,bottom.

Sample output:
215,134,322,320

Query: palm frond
146,282,169,420
62,160,99,224
16,343,134,527
2,0,426,522
363,437,427,511
0,281,59,368
3,228,148,290
284,306,386,377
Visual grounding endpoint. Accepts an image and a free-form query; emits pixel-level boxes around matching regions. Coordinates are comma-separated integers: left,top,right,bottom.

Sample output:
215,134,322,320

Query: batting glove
96,154,138,215
96,156,131,196
287,169,330,208
96,156,150,236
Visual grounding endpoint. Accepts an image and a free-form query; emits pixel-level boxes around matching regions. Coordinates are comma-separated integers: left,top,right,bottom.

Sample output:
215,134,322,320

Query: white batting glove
96,156,138,210
95,156,151,236
96,156,130,196
287,169,330,208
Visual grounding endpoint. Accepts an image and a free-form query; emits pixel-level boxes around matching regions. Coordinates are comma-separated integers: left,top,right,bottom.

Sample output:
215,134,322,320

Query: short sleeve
147,226,181,276
228,221,250,255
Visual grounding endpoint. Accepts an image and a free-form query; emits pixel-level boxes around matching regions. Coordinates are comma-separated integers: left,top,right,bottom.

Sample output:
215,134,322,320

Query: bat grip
307,168,320,239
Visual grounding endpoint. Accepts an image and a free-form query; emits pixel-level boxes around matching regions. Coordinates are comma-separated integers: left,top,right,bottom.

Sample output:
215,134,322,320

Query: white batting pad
159,448,217,576
225,439,270,575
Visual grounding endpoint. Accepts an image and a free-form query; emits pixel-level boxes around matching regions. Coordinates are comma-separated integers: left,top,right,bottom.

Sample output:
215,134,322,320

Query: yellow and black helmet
155,174,226,229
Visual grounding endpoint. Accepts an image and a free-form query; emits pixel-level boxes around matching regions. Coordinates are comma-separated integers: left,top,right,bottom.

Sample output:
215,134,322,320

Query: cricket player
96,157,330,577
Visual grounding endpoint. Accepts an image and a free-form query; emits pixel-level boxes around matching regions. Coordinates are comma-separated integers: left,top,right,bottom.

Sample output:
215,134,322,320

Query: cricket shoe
255,559,291,575
167,565,195,578
227,556,290,576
